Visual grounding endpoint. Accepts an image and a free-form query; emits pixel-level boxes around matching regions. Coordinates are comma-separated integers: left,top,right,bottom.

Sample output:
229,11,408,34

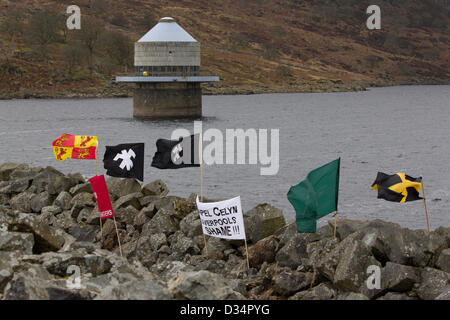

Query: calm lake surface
0,85,449,230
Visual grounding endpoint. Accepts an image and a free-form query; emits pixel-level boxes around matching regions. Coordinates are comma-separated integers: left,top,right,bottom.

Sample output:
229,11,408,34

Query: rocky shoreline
0,162,449,300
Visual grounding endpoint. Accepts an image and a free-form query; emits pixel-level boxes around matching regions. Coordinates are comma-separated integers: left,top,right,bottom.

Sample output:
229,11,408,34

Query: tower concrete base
133,82,202,119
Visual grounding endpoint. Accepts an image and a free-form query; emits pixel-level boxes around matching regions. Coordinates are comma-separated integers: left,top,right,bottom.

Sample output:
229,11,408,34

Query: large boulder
248,235,278,268
3,264,54,300
34,251,113,277
0,162,23,181
31,166,77,195
10,213,71,253
30,192,54,213
416,267,450,300
332,219,447,267
276,233,322,269
244,203,286,243
114,192,143,211
202,237,233,260
69,182,93,196
289,283,337,300
70,192,95,218
106,177,141,199
310,232,380,292
436,249,450,272
142,208,179,236
0,230,34,254
180,211,203,238
53,191,72,210
10,191,35,213
168,270,245,300
272,269,313,296
363,262,420,299
0,251,21,292
141,180,169,197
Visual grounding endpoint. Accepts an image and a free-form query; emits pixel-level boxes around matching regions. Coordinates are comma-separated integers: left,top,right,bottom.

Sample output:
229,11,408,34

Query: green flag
287,158,340,233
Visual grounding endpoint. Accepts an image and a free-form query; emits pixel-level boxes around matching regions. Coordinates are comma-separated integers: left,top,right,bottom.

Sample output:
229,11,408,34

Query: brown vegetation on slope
0,0,448,98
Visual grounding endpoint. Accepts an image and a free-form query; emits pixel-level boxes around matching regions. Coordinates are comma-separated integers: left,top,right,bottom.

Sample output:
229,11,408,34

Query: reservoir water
0,85,449,230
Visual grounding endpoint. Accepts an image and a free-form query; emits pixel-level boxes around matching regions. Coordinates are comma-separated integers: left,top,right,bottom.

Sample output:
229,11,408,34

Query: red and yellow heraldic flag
52,134,98,161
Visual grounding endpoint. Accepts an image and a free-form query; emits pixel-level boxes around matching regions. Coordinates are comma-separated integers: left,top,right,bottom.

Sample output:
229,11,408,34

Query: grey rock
70,192,95,218
149,233,167,252
170,232,200,256
114,192,143,211
10,191,35,213
436,248,450,272
150,260,194,282
435,286,450,300
273,270,312,296
142,208,179,236
377,292,418,300
363,262,420,299
337,292,369,300
416,267,450,300
94,277,171,300
11,213,68,252
30,192,53,213
0,162,23,181
142,179,169,197
53,191,72,210
0,251,20,292
0,231,34,254
168,270,245,300
106,177,141,199
32,166,76,195
289,283,337,300
3,264,53,300
68,225,98,242
180,211,203,238
276,233,320,268
46,287,93,300
69,182,92,196
77,207,93,224
244,203,286,243
115,205,139,226
202,237,232,260
40,252,112,277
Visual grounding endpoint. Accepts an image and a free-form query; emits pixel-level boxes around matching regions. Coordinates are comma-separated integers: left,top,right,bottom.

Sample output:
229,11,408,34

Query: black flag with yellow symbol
371,172,422,203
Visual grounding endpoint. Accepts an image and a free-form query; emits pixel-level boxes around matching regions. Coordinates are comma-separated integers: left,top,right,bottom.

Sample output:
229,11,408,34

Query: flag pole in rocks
196,196,250,269
371,172,429,233
89,174,123,256
103,143,145,182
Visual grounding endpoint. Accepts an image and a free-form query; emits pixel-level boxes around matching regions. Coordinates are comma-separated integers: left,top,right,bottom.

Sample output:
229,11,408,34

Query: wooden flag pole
311,268,318,289
421,180,430,234
113,216,123,257
95,146,103,240
199,133,208,256
244,238,250,270
333,211,338,238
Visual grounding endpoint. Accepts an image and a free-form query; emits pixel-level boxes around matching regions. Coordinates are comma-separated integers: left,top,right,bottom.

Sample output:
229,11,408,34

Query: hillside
0,0,448,98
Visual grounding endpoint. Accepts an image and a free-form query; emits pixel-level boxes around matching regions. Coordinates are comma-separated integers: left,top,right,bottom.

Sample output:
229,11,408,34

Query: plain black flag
151,134,200,169
103,143,144,181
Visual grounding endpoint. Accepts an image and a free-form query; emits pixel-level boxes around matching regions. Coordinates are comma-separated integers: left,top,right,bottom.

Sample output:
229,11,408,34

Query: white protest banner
196,196,246,240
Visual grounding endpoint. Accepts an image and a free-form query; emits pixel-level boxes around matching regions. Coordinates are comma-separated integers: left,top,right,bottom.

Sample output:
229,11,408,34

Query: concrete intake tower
116,17,219,119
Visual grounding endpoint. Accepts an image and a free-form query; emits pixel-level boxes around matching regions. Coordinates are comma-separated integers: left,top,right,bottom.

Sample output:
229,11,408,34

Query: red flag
89,175,114,220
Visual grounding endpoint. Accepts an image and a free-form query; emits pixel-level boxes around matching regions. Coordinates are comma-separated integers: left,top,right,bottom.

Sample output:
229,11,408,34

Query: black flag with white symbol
103,143,144,181
151,134,200,169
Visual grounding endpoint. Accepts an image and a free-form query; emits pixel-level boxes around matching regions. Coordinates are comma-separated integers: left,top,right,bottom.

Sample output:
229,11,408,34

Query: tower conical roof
138,17,197,42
